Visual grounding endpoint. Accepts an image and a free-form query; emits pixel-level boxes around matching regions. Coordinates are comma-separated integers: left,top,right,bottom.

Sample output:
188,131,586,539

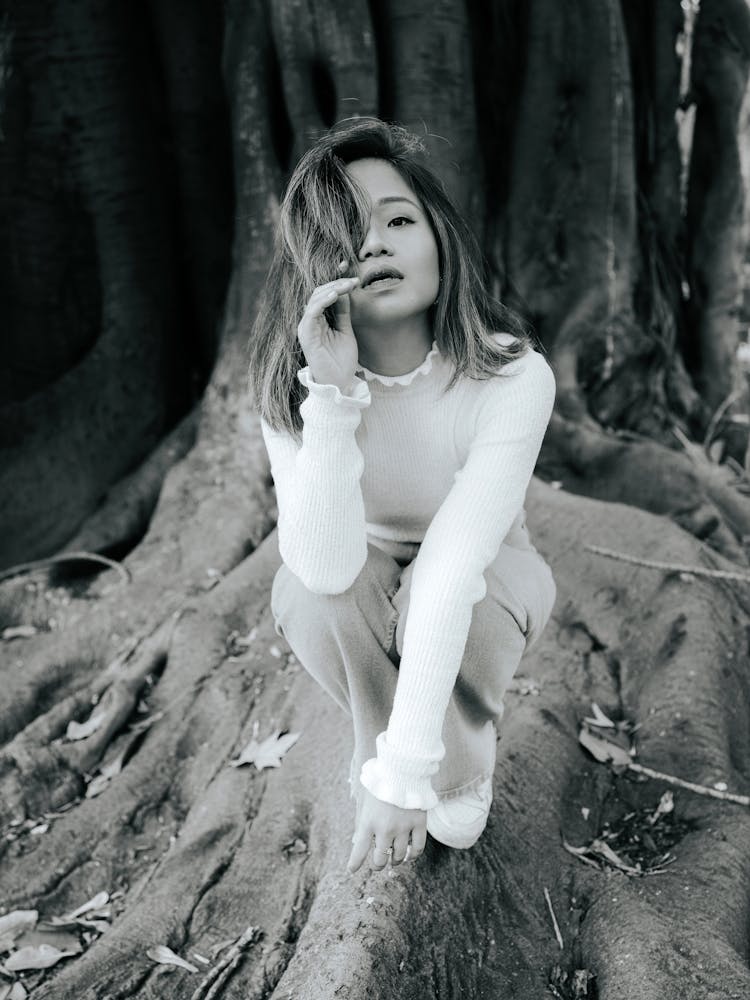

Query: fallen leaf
66,711,108,742
563,837,672,877
583,702,615,729
2,625,38,641
76,919,110,935
571,968,594,998
14,925,83,955
587,838,643,875
0,911,38,943
146,945,199,973
5,944,79,971
578,725,632,768
65,891,109,921
648,791,674,825
229,730,300,770
86,727,146,797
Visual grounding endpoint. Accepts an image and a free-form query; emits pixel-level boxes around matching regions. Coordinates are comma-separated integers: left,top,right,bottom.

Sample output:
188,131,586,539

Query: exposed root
2,484,749,999
189,925,261,1000
62,407,199,559
0,551,131,586
0,614,180,827
541,410,750,564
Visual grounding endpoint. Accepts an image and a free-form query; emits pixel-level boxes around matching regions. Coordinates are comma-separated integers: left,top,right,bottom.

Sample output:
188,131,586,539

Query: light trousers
270,538,556,804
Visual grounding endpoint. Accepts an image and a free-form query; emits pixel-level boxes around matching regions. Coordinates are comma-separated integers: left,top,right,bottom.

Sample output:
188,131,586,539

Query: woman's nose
358,225,392,260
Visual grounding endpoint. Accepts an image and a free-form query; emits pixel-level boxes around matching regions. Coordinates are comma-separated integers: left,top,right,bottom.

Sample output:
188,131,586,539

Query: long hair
249,118,532,441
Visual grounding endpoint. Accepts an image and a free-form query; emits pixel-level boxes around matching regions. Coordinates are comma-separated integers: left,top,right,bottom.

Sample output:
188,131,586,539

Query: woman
248,117,556,875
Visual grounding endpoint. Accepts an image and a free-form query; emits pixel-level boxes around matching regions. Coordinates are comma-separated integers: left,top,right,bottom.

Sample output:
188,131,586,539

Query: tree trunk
2,2,750,998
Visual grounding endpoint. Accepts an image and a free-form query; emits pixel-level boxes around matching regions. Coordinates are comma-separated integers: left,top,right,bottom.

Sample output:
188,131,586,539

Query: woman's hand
348,787,427,873
297,262,361,395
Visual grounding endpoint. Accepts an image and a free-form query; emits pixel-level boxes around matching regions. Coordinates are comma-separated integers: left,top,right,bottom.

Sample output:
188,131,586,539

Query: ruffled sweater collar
355,341,440,387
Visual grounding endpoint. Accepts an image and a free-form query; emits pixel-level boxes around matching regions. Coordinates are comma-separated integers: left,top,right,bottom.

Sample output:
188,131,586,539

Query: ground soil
1,476,748,999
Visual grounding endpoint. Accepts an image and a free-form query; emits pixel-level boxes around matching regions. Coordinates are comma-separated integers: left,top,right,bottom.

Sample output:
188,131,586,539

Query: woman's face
344,158,440,330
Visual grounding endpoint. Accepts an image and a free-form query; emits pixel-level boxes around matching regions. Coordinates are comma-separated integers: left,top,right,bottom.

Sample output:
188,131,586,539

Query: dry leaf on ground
5,943,79,971
582,702,615,728
64,891,109,922
0,911,38,946
577,725,632,768
0,984,28,1000
2,625,38,641
146,945,200,973
85,727,149,798
12,925,83,955
229,729,300,770
65,710,107,742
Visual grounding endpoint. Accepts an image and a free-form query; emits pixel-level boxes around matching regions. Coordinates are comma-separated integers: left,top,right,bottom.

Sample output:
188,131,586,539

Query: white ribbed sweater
260,333,556,810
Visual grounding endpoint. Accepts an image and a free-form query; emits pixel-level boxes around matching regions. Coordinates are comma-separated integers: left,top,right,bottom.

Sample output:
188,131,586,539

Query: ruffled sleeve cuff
297,367,371,410
358,731,441,811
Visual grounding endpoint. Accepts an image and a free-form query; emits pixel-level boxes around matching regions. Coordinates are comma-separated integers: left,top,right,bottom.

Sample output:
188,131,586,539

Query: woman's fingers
347,827,374,874
371,840,393,871
305,277,359,314
408,824,427,862
391,832,410,865
348,829,424,874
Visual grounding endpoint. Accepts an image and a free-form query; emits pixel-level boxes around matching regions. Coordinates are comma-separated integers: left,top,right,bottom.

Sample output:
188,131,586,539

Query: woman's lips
361,266,404,288
362,275,403,291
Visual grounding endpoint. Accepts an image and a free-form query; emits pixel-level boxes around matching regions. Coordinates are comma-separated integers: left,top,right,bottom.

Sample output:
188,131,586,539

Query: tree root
0,615,177,826
540,410,750,564
0,551,131,586
61,407,199,559
1,481,748,999
0,409,275,745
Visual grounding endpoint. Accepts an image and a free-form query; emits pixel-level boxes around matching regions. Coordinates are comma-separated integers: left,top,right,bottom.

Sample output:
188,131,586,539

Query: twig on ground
584,543,750,584
579,715,750,808
190,925,261,1000
543,887,564,950
628,762,750,806
0,551,131,585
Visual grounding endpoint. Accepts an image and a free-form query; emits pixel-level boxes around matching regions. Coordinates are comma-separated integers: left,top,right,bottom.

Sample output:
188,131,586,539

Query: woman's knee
458,603,527,721
270,544,401,641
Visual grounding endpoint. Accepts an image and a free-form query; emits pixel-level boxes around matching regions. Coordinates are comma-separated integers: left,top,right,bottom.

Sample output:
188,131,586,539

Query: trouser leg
270,540,556,805
390,543,556,798
270,543,403,799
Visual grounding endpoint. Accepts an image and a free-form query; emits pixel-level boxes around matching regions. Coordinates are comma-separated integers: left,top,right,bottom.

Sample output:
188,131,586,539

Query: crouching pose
248,117,556,873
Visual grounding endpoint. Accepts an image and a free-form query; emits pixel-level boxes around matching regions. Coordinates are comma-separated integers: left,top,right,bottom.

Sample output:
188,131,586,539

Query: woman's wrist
309,372,355,395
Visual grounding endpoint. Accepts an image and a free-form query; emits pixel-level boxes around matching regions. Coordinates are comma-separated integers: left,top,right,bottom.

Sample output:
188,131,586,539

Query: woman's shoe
425,777,493,849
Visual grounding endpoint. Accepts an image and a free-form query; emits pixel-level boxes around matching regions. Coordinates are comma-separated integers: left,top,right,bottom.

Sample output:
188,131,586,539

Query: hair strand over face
248,118,532,441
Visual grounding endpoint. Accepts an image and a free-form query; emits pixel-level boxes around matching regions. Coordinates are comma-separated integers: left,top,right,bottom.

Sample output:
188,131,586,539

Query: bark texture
2,1,750,998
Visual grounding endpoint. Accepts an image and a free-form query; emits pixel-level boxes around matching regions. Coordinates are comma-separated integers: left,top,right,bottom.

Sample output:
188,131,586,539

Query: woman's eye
388,216,413,228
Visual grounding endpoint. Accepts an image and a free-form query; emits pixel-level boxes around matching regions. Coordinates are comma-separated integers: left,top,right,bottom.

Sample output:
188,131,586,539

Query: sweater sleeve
358,349,556,809
260,367,371,594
